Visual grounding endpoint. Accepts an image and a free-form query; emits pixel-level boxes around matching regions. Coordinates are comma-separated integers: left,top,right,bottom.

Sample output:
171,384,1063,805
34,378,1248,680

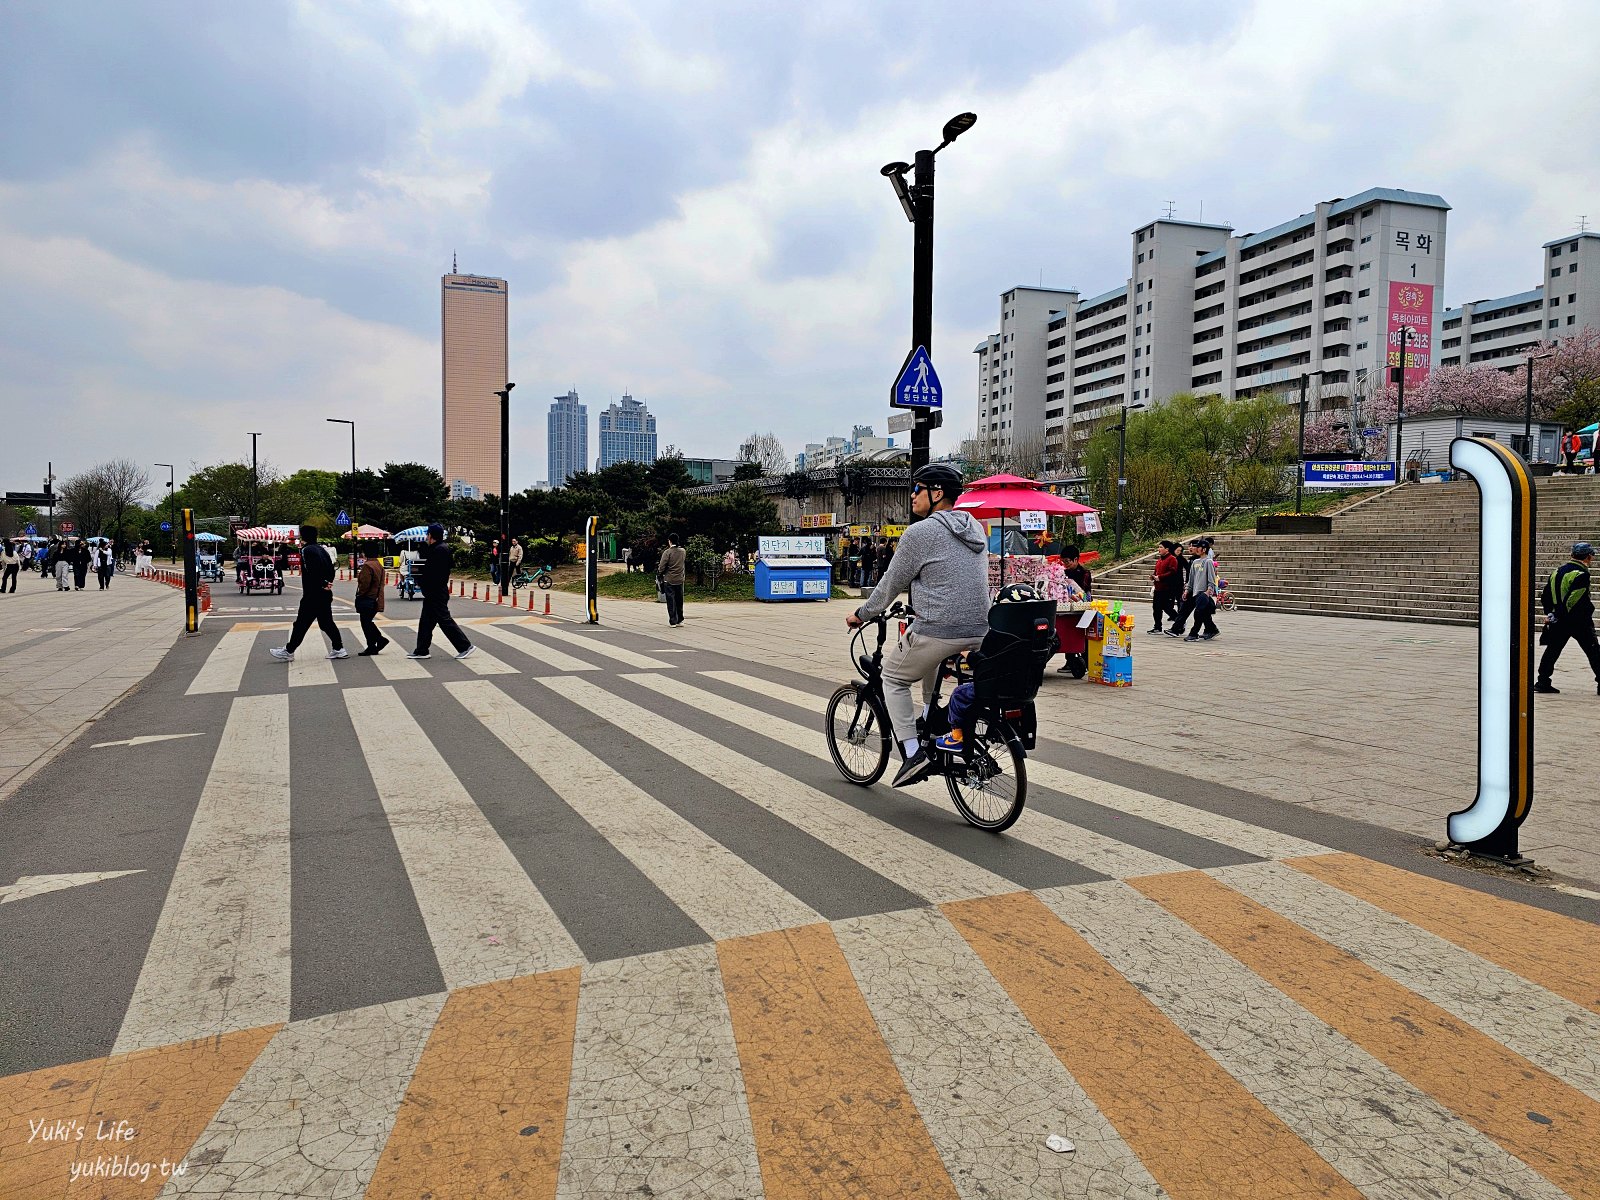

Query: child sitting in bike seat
935,582,1042,752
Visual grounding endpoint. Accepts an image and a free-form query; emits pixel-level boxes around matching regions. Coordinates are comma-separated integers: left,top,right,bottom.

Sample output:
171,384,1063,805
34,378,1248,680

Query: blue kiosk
754,535,833,601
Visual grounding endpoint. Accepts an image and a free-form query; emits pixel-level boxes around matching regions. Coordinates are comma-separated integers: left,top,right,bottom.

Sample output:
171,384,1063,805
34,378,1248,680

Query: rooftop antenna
452,250,458,273
1198,200,1203,221
1580,215,1590,233
1162,200,1177,218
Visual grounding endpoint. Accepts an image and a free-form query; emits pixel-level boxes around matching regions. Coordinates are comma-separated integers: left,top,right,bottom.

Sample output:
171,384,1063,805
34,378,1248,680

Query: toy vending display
1084,599,1135,687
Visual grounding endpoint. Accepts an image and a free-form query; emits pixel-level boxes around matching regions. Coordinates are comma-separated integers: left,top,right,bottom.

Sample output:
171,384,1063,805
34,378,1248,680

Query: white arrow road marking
0,871,146,905
92,733,205,749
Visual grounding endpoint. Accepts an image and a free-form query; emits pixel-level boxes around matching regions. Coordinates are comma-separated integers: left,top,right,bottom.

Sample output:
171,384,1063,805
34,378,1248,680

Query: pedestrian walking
1168,538,1221,641
96,540,115,589
72,538,91,590
622,546,633,572
1149,540,1184,634
269,525,346,662
658,532,687,626
20,541,34,573
489,538,501,586
1,540,19,593
409,524,475,660
1535,541,1600,695
860,537,877,587
355,552,389,656
53,540,72,591
509,536,524,583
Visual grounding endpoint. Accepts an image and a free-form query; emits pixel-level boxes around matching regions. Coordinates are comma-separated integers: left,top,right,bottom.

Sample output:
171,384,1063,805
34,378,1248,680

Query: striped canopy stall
394,525,431,542
232,526,300,542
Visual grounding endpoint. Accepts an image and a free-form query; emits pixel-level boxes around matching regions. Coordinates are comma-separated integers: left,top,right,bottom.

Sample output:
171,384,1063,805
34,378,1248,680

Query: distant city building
794,427,896,471
449,479,481,501
441,271,509,497
682,457,744,485
596,393,658,469
547,390,587,486
1439,232,1600,368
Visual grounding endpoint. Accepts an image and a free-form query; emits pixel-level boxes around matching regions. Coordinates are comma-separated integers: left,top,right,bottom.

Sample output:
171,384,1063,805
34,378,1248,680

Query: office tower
548,390,587,486
441,271,508,497
596,394,658,469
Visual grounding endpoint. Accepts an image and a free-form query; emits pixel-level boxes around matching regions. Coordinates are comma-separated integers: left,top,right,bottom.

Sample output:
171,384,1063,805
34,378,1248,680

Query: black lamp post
881,112,977,475
1295,369,1325,513
327,418,355,560
494,383,515,596
248,432,261,525
1112,402,1144,560
1392,326,1413,479
155,463,175,562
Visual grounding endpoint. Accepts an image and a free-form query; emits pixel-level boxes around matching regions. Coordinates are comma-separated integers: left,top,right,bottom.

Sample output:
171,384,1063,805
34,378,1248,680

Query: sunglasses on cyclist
911,484,940,497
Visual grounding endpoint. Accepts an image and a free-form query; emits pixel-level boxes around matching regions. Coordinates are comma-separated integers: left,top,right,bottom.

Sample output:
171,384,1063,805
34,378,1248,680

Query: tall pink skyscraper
441,271,508,498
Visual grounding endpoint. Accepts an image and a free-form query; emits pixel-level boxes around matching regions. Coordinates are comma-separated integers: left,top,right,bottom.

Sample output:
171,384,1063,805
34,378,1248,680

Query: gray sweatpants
882,629,982,744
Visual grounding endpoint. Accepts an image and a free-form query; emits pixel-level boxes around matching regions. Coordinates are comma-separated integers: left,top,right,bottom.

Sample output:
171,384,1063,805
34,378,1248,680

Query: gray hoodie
855,509,990,640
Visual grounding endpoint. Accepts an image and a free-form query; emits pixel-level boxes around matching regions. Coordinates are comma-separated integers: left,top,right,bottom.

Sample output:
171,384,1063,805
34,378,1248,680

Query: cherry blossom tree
1533,328,1600,426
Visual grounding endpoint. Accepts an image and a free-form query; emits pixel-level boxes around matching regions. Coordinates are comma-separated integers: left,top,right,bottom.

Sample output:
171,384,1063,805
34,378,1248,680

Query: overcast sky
3,0,1597,498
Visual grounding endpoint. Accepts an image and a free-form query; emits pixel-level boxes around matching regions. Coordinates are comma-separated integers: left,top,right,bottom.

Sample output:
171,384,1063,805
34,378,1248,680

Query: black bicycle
824,601,1050,832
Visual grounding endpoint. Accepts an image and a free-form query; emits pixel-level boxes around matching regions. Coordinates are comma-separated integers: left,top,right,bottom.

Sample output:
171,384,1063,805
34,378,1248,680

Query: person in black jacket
270,525,346,662
408,524,475,660
1535,541,1600,695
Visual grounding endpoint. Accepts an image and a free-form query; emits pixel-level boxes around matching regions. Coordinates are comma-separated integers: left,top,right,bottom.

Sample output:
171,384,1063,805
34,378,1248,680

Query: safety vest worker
1535,541,1600,695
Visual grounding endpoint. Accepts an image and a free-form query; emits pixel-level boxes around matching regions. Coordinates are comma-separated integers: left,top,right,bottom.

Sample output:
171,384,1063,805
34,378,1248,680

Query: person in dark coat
269,525,346,662
72,538,92,589
355,553,389,655
409,524,475,660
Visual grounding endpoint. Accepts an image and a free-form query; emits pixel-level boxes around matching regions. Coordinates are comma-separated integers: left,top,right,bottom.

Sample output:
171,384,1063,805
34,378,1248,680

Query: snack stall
754,535,833,601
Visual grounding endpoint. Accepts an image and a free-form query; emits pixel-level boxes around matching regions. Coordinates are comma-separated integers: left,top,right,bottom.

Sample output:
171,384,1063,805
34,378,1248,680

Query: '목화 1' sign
1303,461,1397,489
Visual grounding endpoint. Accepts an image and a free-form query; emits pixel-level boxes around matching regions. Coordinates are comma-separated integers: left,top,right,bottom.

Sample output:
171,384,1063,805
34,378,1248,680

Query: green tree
647,452,695,494
177,461,269,523
731,460,764,482
263,468,338,524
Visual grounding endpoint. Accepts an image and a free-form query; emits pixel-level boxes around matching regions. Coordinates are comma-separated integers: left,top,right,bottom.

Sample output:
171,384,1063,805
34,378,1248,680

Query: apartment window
1552,296,1560,307
1356,341,1369,350
1357,289,1370,299
1569,264,1578,274
1551,246,1562,257
1360,207,1373,217
1137,253,1145,263
1359,262,1371,271
1571,294,1578,304
1572,241,1580,251
1570,315,1577,326
1550,320,1560,329
1145,389,1150,398
1136,303,1143,314
1552,269,1562,278
1359,234,1372,244
1145,367,1151,378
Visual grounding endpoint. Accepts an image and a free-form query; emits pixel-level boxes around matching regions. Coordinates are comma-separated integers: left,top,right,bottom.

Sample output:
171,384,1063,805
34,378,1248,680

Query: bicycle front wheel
1218,594,1237,612
946,722,1027,831
825,684,891,786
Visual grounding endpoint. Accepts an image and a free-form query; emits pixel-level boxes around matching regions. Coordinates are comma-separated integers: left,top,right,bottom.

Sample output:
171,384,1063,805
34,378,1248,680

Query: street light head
880,161,911,177
883,168,916,223
939,112,977,147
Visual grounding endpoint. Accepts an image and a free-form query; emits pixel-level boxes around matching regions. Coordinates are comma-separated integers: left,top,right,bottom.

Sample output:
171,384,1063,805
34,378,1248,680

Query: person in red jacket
1149,540,1184,634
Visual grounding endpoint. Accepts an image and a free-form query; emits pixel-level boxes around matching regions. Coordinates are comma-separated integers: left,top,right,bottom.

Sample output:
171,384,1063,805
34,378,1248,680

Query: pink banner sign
1386,281,1434,389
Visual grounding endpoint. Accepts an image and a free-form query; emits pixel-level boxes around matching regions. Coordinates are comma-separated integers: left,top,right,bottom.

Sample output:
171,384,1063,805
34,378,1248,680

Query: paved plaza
2,569,1598,1198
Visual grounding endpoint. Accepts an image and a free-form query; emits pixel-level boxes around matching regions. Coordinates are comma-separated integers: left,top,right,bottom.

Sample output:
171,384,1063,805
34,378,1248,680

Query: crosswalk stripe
447,681,821,941
944,890,1363,1199
343,687,582,988
1289,852,1600,1016
560,945,763,1198
1218,860,1600,1103
1047,880,1571,1200
472,621,598,672
719,924,961,1199
0,1023,279,1198
186,628,257,695
114,693,292,1055
286,648,338,687
695,668,1320,862
533,623,674,669
370,650,431,680
539,675,1016,905
459,646,517,675
833,907,1165,1198
367,969,579,1199
175,994,444,1195
1132,870,1600,1200
636,672,1187,879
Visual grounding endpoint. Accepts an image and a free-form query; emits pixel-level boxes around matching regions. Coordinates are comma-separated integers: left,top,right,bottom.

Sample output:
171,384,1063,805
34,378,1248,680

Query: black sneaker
892,748,935,789
1533,681,1559,694
1200,630,1220,641
1147,628,1162,635
1163,629,1184,639
1184,634,1199,643
358,647,378,656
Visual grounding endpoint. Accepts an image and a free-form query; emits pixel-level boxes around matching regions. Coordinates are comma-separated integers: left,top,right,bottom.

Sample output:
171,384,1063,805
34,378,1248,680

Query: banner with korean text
1386,281,1434,390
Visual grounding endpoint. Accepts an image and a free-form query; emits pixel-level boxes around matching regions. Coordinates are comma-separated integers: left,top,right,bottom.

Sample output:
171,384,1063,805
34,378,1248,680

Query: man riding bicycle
846,462,990,787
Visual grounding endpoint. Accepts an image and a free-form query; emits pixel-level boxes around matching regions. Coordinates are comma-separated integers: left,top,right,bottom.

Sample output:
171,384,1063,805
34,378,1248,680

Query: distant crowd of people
1,536,123,593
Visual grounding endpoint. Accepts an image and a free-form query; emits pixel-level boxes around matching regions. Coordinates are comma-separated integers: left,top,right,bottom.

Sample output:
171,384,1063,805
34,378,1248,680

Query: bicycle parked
510,563,554,592
823,595,1053,832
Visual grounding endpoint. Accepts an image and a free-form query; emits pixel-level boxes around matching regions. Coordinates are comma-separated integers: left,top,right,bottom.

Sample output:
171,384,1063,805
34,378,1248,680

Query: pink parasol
952,476,1098,582
340,523,392,540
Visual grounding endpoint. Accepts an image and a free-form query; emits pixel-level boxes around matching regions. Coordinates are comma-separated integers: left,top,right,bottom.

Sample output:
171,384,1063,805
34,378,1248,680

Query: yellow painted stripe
1134,869,1600,1200
1289,853,1600,1015
718,924,960,1199
943,891,1358,1199
1492,437,1535,816
0,1023,279,1200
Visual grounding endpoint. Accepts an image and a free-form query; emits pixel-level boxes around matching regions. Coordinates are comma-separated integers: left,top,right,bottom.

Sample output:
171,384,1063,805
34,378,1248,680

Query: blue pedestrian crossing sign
891,345,942,410
336,510,351,527
24,525,36,536
160,521,171,531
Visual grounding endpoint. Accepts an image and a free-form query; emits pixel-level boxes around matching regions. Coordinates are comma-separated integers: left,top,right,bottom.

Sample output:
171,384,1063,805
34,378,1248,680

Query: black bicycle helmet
911,462,964,497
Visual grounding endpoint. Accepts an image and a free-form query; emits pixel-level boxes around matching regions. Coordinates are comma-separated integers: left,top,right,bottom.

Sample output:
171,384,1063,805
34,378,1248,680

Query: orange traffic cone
543,592,551,616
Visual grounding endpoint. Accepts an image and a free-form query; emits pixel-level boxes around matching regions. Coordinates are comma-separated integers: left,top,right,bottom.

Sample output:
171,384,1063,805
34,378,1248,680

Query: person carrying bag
355,554,389,656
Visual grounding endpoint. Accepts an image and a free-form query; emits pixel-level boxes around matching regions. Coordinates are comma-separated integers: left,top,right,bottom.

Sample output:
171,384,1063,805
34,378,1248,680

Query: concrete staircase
1092,474,1600,626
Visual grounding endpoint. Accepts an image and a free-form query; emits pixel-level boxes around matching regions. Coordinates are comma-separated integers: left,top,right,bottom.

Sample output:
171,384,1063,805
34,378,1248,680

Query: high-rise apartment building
1440,232,1600,367
547,390,587,486
977,187,1452,470
596,394,658,469
441,272,508,497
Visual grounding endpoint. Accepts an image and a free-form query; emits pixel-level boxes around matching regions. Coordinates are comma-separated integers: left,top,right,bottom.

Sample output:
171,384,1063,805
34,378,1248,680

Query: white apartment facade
1440,232,1600,368
977,187,1454,470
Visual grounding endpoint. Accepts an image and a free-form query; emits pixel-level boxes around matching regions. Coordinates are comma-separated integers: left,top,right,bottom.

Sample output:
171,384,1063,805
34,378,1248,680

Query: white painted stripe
458,647,517,676
114,694,291,1055
835,907,1165,1199
447,681,819,941
629,672,1187,880
1042,881,1570,1200
0,870,144,905
534,623,673,669
371,651,431,680
556,945,761,1199
472,621,598,672
286,649,338,687
186,629,258,695
1215,860,1600,1103
701,668,829,713
169,993,445,1197
343,686,582,987
539,675,1013,905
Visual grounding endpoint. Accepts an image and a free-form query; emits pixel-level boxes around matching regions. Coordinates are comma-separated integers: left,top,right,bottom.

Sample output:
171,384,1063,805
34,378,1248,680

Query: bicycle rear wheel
537,574,553,590
825,684,891,786
946,721,1027,831
1218,594,1237,612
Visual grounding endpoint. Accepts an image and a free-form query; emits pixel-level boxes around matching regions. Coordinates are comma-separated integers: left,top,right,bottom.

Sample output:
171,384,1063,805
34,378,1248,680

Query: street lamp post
881,112,977,475
248,432,262,525
493,383,515,596
1522,350,1554,459
1112,402,1144,560
327,418,355,565
155,463,175,562
1392,326,1413,480
1295,369,1326,513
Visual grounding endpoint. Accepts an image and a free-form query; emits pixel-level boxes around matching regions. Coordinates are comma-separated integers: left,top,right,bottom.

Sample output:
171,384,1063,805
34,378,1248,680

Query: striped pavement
1,612,1598,1198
